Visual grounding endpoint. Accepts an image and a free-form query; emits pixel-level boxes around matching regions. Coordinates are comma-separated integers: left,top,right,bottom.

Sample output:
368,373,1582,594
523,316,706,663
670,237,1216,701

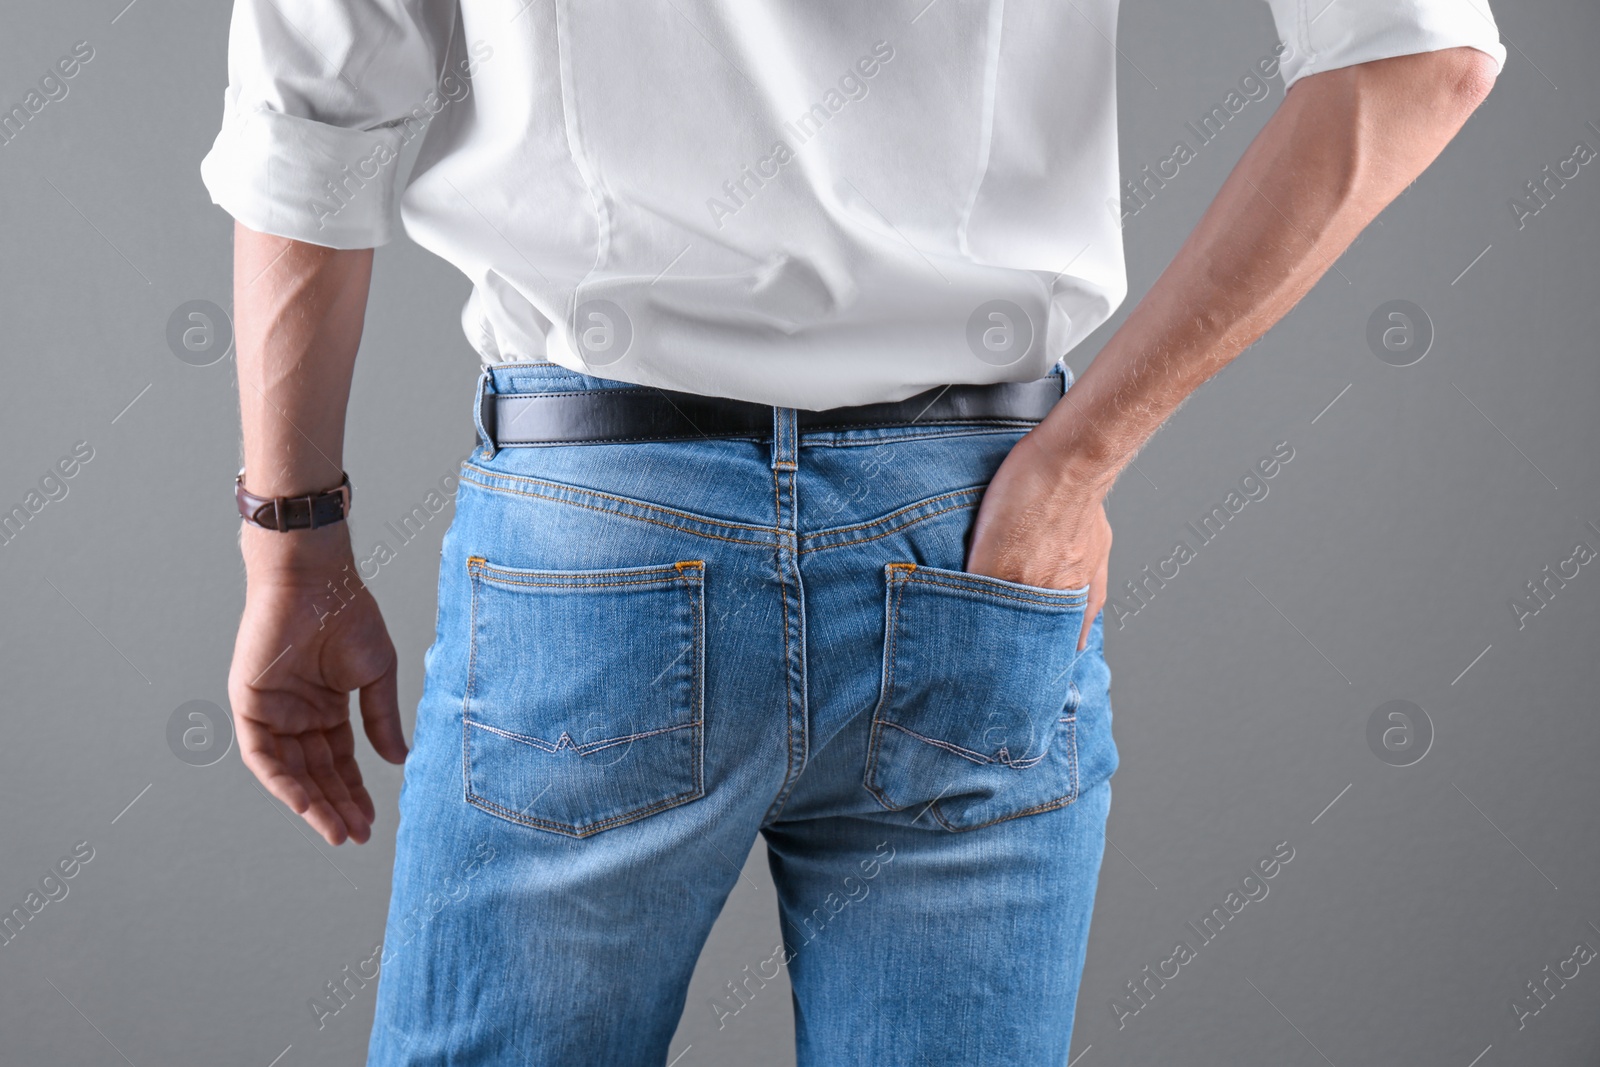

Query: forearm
1036,46,1499,492
234,220,374,571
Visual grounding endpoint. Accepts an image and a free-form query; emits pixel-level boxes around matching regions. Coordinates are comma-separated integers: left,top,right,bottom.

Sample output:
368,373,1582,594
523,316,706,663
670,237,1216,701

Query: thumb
1078,537,1110,651
359,661,408,764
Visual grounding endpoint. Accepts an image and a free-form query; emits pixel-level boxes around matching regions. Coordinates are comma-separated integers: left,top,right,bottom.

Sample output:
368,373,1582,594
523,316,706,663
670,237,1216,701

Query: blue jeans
367,362,1118,1066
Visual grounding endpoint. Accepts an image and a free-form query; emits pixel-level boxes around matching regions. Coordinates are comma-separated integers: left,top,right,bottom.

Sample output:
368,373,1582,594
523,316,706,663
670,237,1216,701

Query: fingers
1079,511,1112,651
359,661,409,765
1080,558,1107,649
302,729,371,845
233,682,395,845
278,734,353,845
238,712,368,845
340,762,378,828
239,720,312,815
329,721,377,825
239,724,345,843
1078,567,1100,650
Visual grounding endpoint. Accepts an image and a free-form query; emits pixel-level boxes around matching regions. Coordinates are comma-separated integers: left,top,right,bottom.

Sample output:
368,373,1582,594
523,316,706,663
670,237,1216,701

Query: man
202,1,1503,1063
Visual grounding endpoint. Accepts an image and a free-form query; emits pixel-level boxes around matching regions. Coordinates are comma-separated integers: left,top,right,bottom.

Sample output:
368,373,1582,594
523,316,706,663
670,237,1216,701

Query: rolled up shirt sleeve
1262,0,1508,90
199,1,456,249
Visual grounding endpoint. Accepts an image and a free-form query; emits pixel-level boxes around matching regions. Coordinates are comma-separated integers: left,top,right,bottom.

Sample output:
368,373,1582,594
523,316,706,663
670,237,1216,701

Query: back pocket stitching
466,718,700,755
861,569,909,812
878,720,1051,770
471,557,698,589
899,572,1088,609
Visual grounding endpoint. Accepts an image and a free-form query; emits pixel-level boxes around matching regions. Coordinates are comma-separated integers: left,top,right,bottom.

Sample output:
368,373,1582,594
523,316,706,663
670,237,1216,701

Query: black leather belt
480,376,1064,447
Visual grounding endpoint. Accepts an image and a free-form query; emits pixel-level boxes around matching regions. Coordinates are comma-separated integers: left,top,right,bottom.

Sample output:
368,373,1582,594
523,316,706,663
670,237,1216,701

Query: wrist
241,522,355,584
1027,417,1124,500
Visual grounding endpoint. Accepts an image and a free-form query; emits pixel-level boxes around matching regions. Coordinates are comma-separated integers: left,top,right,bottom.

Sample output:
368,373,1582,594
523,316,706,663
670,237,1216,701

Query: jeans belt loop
473,367,498,459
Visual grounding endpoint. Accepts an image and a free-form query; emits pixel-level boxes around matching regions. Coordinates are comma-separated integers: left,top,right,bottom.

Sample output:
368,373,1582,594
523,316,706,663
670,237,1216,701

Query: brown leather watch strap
235,471,352,531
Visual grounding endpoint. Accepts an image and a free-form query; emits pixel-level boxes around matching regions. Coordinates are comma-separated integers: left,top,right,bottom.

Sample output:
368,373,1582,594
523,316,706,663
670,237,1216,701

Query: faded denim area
369,362,1117,1066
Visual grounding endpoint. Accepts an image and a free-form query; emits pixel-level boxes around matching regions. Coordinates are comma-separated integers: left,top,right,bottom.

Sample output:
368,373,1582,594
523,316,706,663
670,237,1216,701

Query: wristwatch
236,470,352,531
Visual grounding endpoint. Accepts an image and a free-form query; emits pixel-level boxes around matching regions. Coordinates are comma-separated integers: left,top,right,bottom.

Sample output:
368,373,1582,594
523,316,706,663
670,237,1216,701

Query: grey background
1,1,1596,1064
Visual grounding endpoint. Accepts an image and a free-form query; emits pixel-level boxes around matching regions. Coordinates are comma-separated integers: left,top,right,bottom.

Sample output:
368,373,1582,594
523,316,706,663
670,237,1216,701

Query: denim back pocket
864,562,1089,831
462,556,706,837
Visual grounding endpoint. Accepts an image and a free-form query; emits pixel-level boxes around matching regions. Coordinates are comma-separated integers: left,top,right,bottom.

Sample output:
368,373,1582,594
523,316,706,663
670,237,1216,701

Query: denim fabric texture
368,361,1118,1066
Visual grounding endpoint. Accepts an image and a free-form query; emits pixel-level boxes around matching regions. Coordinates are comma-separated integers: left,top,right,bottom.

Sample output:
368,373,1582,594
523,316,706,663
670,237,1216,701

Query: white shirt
200,0,1506,409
